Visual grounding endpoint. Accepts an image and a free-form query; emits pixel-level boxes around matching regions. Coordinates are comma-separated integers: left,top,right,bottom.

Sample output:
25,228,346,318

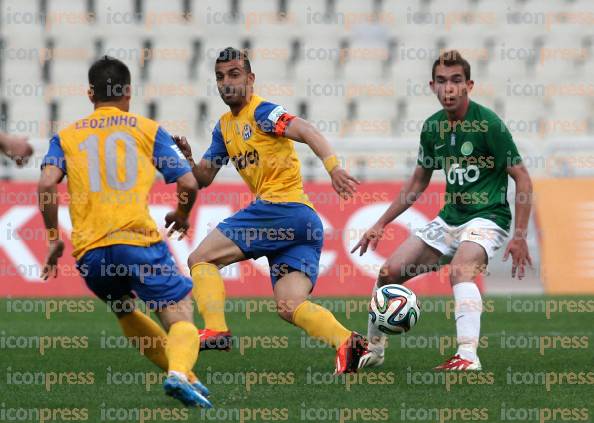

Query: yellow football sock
191,262,228,331
118,310,169,370
166,321,200,375
292,300,352,349
117,310,199,382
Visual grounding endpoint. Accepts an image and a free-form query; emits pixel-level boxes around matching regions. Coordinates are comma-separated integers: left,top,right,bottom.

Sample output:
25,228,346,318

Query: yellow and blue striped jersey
41,106,191,259
203,94,313,209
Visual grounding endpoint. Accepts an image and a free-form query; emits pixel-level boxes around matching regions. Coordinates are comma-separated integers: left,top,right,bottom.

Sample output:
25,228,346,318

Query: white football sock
367,282,387,352
452,282,482,361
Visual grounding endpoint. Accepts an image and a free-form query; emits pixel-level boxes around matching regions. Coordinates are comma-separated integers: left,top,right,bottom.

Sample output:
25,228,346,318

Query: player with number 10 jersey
39,56,210,407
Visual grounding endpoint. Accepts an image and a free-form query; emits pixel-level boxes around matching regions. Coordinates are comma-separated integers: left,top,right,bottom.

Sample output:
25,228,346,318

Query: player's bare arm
284,117,360,199
172,135,220,189
351,165,433,256
503,163,533,279
37,164,65,280
0,131,33,167
164,172,198,240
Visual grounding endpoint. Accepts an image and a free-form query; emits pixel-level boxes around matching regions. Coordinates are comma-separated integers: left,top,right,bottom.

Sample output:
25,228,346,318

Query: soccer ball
369,284,420,335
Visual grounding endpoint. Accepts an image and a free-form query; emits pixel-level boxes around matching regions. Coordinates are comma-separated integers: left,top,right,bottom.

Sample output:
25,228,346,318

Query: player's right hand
41,239,65,280
165,210,190,240
350,222,385,256
172,135,194,164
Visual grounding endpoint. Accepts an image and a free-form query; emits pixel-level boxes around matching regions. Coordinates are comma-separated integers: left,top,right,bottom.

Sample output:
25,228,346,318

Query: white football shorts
415,216,509,261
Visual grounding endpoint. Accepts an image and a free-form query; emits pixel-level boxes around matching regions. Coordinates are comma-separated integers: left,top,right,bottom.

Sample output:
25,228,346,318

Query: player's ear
466,79,474,93
121,84,132,110
87,87,95,104
247,72,255,85
123,85,132,102
429,80,436,94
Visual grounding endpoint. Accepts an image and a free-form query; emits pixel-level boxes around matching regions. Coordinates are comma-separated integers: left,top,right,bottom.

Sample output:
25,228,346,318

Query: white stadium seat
0,0,591,182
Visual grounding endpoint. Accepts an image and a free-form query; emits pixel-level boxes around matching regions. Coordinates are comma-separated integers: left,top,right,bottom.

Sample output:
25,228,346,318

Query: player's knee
378,262,406,285
187,249,215,268
276,300,295,322
275,298,302,323
449,260,474,285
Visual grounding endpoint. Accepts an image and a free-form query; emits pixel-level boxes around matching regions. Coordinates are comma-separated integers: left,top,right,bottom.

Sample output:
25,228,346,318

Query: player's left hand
4,135,33,167
330,167,360,199
165,210,190,240
41,239,65,280
503,238,532,279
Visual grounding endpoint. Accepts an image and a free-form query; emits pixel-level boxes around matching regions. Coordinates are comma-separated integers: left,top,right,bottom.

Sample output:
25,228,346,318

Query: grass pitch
1,296,592,422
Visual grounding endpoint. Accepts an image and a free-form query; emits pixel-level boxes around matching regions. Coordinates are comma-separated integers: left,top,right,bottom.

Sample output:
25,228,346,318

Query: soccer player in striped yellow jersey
38,56,211,407
174,47,369,374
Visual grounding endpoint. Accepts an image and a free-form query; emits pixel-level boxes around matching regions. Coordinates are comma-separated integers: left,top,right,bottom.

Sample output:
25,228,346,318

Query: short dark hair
431,50,471,81
88,55,131,102
216,47,251,73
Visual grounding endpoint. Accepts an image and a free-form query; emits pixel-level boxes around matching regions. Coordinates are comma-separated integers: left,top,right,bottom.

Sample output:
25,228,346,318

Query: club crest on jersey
461,141,473,156
242,124,252,141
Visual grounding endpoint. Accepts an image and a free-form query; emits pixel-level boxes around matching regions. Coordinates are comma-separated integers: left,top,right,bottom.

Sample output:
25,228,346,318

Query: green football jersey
417,100,522,231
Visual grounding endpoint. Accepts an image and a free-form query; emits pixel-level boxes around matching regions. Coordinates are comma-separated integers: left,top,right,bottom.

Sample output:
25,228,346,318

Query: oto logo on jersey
447,163,480,185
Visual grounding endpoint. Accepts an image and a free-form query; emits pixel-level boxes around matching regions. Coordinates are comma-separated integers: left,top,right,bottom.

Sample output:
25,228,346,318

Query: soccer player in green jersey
352,50,533,371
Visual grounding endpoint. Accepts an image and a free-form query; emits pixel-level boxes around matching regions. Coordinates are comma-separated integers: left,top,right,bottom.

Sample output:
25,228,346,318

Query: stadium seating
1,0,592,180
